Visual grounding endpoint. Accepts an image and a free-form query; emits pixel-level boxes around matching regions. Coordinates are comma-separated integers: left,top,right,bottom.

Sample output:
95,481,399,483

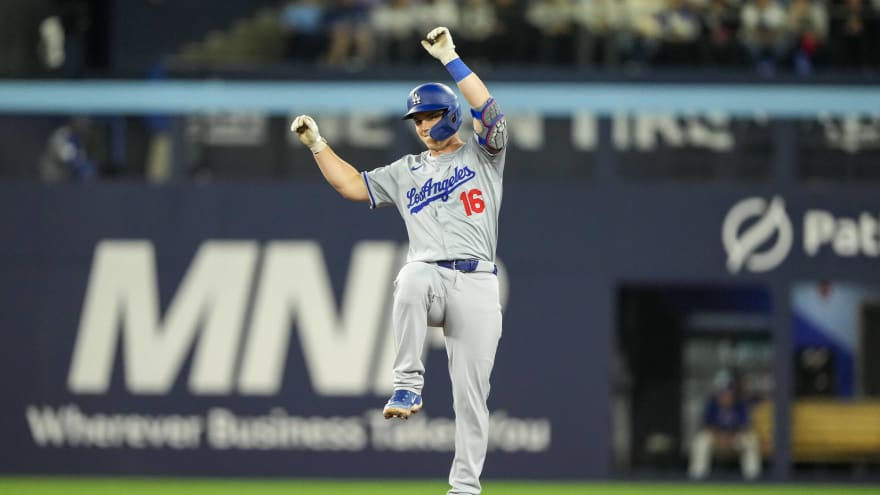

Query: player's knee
395,262,434,287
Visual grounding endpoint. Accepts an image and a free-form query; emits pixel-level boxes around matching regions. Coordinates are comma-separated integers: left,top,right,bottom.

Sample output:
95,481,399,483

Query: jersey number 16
459,189,485,216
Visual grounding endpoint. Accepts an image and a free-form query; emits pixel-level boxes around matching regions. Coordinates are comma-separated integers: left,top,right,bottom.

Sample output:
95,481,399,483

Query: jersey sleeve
362,160,402,209
701,400,716,427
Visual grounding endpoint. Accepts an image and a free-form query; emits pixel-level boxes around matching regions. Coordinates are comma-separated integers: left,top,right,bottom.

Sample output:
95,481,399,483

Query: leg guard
689,430,714,479
736,431,762,480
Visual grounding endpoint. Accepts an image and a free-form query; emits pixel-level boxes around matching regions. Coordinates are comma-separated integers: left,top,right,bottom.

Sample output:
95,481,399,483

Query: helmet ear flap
428,103,461,141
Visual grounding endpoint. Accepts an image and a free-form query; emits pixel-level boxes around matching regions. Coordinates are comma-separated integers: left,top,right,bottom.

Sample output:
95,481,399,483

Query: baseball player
291,26,507,495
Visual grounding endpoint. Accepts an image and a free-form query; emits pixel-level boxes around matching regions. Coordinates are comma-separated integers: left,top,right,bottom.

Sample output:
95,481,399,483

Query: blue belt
436,259,497,275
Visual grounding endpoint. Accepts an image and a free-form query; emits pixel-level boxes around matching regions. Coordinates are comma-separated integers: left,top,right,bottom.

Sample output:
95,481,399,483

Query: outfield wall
1,183,878,479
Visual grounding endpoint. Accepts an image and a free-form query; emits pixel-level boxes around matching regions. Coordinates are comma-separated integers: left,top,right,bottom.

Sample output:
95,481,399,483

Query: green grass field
1,479,879,495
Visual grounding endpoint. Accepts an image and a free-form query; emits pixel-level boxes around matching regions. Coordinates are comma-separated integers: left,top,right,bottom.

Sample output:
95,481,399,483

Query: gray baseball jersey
362,134,506,263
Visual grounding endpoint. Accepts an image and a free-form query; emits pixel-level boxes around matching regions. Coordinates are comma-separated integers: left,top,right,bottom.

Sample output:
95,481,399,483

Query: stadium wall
1,183,878,479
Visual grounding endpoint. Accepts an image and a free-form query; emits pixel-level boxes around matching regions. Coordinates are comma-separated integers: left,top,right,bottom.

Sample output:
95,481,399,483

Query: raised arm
291,115,369,202
421,27,507,153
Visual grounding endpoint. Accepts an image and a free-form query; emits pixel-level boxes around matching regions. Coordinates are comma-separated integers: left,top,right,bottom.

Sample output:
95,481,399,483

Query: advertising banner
181,113,880,181
1,184,878,477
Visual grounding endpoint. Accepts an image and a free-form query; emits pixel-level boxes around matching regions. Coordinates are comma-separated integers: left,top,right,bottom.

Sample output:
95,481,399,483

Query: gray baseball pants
391,261,502,495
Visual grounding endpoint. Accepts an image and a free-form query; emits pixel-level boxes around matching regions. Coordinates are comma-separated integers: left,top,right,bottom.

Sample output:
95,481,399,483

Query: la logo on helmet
411,93,421,105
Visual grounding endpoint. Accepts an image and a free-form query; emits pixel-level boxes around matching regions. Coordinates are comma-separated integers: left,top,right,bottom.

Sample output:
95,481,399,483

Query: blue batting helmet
401,82,462,141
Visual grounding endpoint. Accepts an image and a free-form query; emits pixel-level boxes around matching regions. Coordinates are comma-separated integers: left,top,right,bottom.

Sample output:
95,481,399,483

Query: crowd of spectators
278,0,880,74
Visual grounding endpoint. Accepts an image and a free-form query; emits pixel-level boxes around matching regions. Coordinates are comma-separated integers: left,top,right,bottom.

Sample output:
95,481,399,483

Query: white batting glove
421,26,458,65
291,115,327,154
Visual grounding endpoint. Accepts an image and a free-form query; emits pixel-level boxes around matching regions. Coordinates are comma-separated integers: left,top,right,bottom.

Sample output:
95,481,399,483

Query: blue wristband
445,58,472,83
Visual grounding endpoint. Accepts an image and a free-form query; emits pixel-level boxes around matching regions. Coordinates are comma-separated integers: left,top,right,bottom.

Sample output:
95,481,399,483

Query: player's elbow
472,99,507,152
